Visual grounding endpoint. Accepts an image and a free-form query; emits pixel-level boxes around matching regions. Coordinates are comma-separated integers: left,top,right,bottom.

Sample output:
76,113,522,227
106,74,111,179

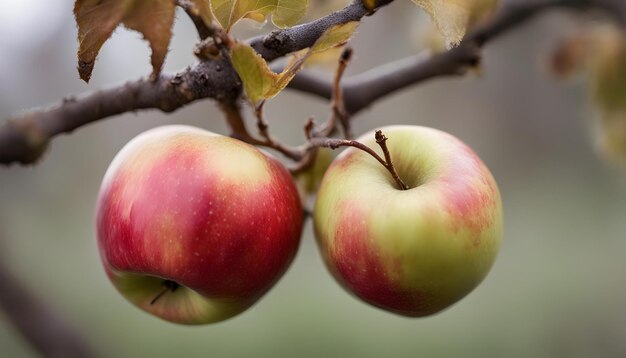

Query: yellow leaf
211,0,309,32
311,21,359,53
302,47,344,70
231,21,359,104
74,0,176,82
411,0,499,47
231,43,278,103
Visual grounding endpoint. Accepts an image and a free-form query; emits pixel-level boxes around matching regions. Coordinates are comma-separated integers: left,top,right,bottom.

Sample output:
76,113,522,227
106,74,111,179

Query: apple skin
96,125,303,324
314,125,502,317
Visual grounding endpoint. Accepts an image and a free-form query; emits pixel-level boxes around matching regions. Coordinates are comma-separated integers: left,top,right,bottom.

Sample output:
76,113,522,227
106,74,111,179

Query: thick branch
287,0,626,114
2,0,625,165
0,0,392,165
0,239,94,357
0,59,241,164
250,0,393,61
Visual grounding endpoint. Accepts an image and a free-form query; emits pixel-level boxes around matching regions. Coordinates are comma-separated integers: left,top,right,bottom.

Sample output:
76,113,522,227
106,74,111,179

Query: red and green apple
314,125,502,317
96,125,303,324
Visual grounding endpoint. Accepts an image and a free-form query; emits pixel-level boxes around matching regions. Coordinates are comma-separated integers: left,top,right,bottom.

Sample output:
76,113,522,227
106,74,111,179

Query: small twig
288,118,318,174
252,102,304,160
307,129,408,190
292,49,355,173
220,99,254,141
375,130,409,190
176,0,216,40
334,47,353,138
194,38,221,60
314,47,353,138
254,102,272,141
218,99,305,160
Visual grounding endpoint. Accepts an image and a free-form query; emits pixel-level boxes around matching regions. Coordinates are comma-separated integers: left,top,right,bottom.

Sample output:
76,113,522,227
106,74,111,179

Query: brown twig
313,47,353,139
219,99,304,160
252,102,304,160
374,130,409,190
176,0,216,40
307,129,408,190
287,0,626,114
290,48,355,173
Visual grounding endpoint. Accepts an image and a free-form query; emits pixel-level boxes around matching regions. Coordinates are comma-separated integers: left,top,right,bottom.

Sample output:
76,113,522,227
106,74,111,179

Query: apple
313,125,502,317
96,125,303,324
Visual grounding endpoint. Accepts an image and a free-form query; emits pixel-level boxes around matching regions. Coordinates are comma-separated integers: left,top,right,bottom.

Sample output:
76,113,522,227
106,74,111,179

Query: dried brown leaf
74,0,177,82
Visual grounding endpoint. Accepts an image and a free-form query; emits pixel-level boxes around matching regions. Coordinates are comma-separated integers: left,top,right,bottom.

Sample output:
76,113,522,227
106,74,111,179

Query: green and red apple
314,125,502,317
96,125,303,324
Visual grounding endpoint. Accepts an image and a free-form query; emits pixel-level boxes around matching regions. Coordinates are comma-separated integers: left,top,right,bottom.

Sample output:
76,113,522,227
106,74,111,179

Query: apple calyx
150,280,180,305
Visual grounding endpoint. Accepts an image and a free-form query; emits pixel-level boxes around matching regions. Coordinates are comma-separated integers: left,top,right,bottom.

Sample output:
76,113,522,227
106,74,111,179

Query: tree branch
0,59,241,165
2,0,625,165
0,0,392,166
250,0,393,61
0,234,94,357
287,0,626,115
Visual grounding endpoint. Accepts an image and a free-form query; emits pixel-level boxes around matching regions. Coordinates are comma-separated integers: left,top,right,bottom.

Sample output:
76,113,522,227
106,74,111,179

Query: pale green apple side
108,271,254,325
314,125,503,316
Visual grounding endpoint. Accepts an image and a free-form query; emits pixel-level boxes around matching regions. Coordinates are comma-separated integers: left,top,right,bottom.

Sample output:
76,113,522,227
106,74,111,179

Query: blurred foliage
549,23,626,164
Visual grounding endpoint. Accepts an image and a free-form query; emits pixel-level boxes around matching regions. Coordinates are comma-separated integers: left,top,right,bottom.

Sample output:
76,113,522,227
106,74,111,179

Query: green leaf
231,43,277,104
231,21,359,104
74,0,176,82
210,0,309,31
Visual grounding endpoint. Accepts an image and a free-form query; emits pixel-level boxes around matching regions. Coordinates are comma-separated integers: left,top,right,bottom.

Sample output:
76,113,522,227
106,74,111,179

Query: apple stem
150,280,180,305
307,130,410,190
375,130,409,190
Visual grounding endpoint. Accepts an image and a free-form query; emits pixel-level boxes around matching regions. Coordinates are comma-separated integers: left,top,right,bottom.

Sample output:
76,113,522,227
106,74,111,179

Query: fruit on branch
96,125,303,324
313,125,502,317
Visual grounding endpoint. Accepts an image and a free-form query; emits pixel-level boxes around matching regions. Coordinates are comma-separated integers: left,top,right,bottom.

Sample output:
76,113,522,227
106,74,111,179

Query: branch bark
0,0,391,165
287,0,626,114
1,0,624,165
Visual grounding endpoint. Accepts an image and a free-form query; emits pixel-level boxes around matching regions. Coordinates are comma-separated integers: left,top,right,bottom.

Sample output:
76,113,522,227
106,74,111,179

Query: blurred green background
2,1,626,357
